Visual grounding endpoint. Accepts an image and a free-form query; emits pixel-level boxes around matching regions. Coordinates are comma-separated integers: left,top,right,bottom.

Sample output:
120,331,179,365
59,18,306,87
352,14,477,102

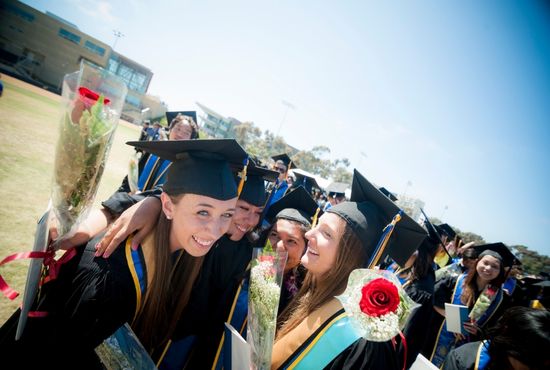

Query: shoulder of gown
442,341,483,370
324,338,401,370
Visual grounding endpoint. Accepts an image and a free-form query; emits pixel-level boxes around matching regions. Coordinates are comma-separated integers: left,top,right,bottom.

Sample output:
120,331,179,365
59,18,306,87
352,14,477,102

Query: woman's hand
95,197,162,257
50,209,112,250
463,321,479,335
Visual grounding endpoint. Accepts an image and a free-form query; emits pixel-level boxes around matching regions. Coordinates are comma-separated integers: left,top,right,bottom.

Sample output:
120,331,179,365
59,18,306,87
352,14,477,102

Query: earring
166,215,172,220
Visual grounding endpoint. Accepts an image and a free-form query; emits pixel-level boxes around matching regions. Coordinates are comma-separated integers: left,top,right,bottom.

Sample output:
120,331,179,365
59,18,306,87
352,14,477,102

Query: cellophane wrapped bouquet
247,245,287,370
337,269,416,342
52,61,127,239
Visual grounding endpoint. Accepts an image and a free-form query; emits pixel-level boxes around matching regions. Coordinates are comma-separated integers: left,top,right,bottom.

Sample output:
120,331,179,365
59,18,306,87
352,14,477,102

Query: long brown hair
276,222,365,338
460,255,505,307
132,194,204,352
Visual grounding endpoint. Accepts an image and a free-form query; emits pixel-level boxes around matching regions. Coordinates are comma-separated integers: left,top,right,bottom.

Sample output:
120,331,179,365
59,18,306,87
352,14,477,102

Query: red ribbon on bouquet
0,248,77,300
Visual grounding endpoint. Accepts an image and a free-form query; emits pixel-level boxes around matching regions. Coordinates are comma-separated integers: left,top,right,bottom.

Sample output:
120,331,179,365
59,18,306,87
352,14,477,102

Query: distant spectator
146,121,162,141
139,121,150,141
115,114,199,194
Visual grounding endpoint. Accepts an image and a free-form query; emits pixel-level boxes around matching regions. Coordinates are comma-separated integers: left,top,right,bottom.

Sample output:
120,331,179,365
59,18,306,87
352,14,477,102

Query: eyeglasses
275,167,286,173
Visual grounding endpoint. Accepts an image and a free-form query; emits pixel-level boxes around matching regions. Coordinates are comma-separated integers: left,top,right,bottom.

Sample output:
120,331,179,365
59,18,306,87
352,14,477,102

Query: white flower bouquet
337,269,416,342
247,246,287,370
52,61,127,238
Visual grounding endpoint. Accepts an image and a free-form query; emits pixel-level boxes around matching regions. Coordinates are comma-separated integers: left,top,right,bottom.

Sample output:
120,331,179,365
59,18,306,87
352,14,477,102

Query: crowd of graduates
1,111,549,370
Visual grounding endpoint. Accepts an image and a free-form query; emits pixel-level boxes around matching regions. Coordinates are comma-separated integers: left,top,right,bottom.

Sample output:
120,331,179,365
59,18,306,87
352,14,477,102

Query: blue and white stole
278,309,361,370
430,274,503,367
138,154,171,191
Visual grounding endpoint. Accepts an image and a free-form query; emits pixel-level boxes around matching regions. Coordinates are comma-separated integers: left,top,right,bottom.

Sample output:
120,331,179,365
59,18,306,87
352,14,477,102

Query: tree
512,245,550,275
234,121,261,149
332,166,352,183
457,232,485,245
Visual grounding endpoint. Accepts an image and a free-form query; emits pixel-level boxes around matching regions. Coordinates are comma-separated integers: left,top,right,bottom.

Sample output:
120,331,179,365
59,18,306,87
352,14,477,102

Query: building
0,0,166,123
196,102,240,138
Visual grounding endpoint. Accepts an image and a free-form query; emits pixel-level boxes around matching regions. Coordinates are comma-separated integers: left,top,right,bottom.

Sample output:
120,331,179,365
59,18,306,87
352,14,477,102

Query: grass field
0,75,140,324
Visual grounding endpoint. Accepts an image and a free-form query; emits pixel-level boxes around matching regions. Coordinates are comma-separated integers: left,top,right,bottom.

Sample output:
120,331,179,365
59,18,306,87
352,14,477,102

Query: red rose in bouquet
359,278,399,317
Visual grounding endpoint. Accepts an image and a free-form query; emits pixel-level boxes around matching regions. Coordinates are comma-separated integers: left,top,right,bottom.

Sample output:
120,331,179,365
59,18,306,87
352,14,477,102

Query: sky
23,0,550,256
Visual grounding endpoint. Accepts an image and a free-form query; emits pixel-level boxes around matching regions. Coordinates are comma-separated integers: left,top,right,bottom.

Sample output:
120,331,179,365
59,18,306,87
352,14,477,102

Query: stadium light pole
112,30,125,50
276,100,296,137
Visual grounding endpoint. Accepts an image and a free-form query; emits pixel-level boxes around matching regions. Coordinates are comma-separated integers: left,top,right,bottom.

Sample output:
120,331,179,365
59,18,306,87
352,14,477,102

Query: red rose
359,278,400,317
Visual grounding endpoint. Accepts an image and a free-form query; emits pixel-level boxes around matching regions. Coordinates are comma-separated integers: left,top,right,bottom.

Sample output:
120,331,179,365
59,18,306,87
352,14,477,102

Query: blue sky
23,0,550,256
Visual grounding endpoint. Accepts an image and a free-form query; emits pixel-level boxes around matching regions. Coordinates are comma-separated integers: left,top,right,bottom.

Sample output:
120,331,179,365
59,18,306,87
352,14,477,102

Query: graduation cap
472,242,519,268
378,187,398,202
292,170,321,193
328,169,427,267
166,111,197,125
127,139,248,200
437,223,456,239
326,182,348,198
266,186,321,227
235,161,278,207
271,153,296,170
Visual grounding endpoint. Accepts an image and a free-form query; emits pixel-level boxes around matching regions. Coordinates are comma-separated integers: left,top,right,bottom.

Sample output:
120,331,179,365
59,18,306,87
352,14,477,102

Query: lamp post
140,107,150,124
112,30,125,50
357,151,368,170
276,100,296,137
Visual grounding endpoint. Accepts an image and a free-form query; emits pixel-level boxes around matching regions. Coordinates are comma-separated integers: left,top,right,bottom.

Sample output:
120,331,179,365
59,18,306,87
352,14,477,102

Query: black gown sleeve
434,274,458,309
323,338,401,370
0,235,138,369
101,187,162,216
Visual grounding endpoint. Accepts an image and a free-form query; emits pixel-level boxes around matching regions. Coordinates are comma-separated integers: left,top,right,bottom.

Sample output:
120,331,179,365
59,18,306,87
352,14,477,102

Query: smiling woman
0,139,248,369
427,244,514,368
272,170,427,369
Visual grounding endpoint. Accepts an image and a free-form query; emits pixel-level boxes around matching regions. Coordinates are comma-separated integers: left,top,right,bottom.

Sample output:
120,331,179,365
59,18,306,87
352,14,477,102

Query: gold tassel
311,207,321,228
368,212,402,269
237,158,249,196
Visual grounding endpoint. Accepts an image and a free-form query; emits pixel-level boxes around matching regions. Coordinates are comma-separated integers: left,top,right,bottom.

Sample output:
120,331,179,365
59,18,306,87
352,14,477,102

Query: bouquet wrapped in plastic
247,245,287,370
52,61,128,238
469,285,497,322
337,269,416,342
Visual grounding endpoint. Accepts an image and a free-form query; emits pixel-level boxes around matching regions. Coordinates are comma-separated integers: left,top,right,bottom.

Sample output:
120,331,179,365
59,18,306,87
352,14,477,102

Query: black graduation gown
0,234,143,370
422,274,510,361
102,186,162,217
323,338,401,370
180,235,254,369
401,267,436,369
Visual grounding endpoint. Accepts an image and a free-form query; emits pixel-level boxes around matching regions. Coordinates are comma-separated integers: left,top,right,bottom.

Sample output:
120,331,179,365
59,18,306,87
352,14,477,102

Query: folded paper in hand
445,303,469,335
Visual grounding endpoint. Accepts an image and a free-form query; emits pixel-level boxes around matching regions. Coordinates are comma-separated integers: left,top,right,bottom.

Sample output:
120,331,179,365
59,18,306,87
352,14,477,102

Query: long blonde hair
132,194,204,353
276,222,365,338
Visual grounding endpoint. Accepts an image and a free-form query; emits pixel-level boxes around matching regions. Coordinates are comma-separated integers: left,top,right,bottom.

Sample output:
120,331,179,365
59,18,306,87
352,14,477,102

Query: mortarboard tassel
311,207,321,228
237,158,249,196
367,210,403,269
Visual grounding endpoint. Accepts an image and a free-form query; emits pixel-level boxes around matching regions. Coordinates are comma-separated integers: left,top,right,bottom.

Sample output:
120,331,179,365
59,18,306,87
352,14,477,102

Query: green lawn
0,77,140,324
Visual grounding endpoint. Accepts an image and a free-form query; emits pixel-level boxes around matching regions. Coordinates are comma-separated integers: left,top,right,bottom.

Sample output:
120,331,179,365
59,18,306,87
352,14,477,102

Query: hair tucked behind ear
276,222,365,338
132,194,204,353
